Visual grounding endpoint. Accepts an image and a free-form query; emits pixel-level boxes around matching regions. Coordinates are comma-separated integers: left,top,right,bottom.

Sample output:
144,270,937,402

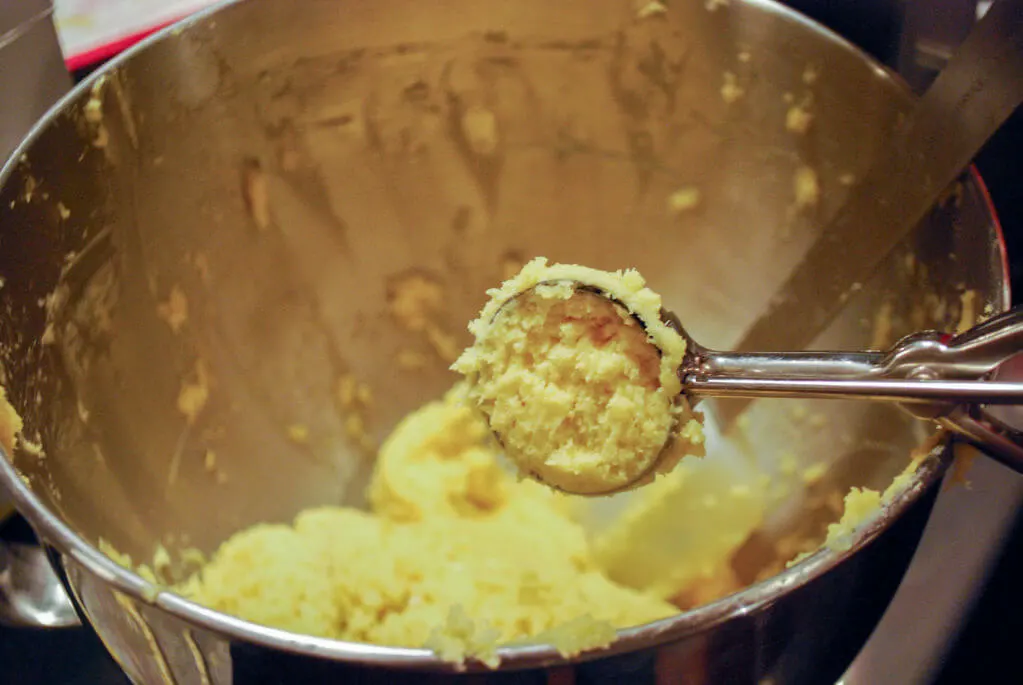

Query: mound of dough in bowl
175,388,679,667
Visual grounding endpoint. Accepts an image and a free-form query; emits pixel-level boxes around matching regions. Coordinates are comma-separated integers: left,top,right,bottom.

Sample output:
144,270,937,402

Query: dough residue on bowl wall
0,386,24,457
788,430,943,566
386,270,460,363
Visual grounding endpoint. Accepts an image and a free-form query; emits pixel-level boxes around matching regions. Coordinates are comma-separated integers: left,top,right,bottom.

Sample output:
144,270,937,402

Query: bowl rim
0,0,1011,673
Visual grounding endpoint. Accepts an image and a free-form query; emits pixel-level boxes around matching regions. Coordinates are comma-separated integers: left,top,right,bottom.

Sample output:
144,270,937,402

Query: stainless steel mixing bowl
0,0,1009,682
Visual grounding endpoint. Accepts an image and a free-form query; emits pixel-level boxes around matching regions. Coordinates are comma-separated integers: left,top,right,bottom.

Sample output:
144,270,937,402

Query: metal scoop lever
680,332,1023,410
687,375,1023,406
665,306,1023,472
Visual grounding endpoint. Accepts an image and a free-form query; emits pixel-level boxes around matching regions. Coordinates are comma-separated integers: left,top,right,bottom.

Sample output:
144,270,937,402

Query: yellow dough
452,258,704,494
178,389,677,666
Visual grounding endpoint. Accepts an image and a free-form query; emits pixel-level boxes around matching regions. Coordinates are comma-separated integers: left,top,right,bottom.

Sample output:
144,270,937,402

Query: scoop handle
688,306,1023,401
684,306,1023,473
685,376,1023,406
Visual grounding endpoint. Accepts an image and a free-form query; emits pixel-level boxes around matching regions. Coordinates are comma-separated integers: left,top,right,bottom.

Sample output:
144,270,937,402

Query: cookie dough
178,390,677,666
452,258,704,494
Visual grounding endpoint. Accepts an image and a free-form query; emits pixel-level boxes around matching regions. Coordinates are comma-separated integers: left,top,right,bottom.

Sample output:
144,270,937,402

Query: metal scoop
669,304,1023,476
479,0,1023,495
480,283,1023,496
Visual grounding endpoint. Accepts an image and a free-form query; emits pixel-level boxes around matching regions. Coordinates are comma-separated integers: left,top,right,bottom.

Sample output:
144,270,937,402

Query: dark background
2,3,1021,683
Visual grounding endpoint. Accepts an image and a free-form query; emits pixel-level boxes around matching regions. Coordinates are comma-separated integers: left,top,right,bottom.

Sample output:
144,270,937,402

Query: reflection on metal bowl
0,0,1010,682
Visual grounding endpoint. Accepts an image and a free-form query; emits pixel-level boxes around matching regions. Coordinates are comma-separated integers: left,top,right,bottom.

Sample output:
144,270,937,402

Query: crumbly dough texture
178,390,676,666
452,258,704,494
0,386,23,456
